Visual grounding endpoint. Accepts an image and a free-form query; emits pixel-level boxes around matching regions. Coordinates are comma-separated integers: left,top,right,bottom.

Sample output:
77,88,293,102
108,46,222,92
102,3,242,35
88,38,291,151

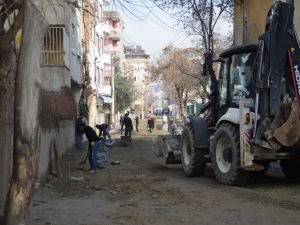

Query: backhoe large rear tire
280,159,300,182
181,125,206,177
211,123,249,185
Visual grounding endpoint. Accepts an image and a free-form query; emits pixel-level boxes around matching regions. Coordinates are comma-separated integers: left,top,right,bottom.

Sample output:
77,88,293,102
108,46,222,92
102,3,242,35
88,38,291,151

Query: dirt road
29,119,300,225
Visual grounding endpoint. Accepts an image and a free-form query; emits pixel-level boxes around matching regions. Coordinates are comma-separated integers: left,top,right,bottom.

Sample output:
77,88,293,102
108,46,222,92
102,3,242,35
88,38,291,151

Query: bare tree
0,0,48,224
152,45,200,118
154,0,233,120
154,0,233,54
0,0,23,218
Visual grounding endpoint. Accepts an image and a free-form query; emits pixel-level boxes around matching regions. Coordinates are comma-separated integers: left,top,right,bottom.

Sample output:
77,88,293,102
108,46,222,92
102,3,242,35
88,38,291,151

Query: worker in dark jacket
80,124,101,174
121,113,133,138
135,115,139,132
96,123,111,140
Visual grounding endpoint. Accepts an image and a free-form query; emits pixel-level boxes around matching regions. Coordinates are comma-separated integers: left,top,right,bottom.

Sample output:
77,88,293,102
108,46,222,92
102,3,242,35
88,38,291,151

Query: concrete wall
33,0,65,25
234,0,273,44
69,10,83,85
234,0,300,45
36,0,83,178
38,121,74,177
40,67,70,91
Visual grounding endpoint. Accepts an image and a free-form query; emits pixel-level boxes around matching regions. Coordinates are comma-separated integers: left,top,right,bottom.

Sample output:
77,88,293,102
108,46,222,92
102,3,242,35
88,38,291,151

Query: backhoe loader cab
217,44,257,115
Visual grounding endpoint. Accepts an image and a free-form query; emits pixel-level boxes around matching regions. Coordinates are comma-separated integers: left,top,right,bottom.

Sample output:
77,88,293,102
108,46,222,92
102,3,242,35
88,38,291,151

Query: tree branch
0,1,23,50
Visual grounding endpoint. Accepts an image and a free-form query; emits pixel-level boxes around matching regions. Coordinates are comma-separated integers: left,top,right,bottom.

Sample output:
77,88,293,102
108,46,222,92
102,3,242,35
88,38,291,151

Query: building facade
83,0,111,128
32,0,85,177
124,45,150,117
103,10,125,125
234,0,300,45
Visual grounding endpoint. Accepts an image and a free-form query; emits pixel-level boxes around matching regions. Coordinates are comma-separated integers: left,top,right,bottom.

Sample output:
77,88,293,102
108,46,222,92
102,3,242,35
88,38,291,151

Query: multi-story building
234,0,300,45
31,0,85,177
83,0,110,127
103,10,125,124
0,0,114,215
124,45,150,117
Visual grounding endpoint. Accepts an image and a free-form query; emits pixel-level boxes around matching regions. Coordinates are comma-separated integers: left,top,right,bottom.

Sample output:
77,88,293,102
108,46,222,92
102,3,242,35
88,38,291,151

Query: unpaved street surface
29,119,300,225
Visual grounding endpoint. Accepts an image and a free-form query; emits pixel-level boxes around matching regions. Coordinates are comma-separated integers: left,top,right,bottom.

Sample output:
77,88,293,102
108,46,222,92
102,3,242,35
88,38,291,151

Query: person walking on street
122,113,133,138
151,114,156,130
120,116,124,134
80,124,101,174
135,115,139,132
147,115,152,133
119,114,123,126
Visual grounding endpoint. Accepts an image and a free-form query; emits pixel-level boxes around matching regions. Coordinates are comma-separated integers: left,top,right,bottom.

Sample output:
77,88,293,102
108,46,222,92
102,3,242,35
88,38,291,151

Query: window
99,4,103,18
94,0,98,17
229,52,255,106
96,67,100,85
100,69,103,86
219,62,228,106
104,77,111,85
112,40,118,47
95,33,100,52
104,71,111,77
100,37,104,55
112,20,117,28
41,26,64,65
71,23,77,55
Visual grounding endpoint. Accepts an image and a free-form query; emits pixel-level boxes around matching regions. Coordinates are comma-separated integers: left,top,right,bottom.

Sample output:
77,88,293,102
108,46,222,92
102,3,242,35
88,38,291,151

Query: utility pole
142,85,144,118
111,53,115,126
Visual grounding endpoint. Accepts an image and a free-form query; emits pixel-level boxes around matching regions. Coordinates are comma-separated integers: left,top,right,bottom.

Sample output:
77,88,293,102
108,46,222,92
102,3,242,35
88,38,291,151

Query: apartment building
124,45,150,117
103,10,125,124
83,0,111,127
31,0,85,177
0,0,113,214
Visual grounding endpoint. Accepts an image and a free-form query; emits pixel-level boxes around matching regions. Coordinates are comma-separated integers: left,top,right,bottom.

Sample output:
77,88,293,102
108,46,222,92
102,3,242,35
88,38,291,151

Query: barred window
41,26,64,65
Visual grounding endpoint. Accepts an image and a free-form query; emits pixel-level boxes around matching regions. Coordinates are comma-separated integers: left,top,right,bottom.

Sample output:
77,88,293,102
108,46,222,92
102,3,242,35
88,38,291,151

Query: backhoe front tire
211,123,249,185
181,125,206,177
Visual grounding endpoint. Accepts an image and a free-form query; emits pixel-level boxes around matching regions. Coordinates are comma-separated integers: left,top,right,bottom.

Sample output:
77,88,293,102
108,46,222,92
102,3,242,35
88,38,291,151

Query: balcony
104,11,121,21
106,30,121,41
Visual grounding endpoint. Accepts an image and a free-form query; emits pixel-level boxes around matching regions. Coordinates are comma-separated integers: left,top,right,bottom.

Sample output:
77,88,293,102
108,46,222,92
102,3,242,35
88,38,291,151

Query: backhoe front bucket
271,102,300,147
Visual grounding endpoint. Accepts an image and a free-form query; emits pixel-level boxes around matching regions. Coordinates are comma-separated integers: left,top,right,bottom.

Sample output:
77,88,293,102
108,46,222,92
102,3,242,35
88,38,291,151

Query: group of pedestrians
75,110,162,174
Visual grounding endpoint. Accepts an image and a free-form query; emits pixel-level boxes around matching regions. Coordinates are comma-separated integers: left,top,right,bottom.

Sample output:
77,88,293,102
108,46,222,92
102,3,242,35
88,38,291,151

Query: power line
148,0,179,20
114,0,184,33
174,35,191,48
140,0,182,32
